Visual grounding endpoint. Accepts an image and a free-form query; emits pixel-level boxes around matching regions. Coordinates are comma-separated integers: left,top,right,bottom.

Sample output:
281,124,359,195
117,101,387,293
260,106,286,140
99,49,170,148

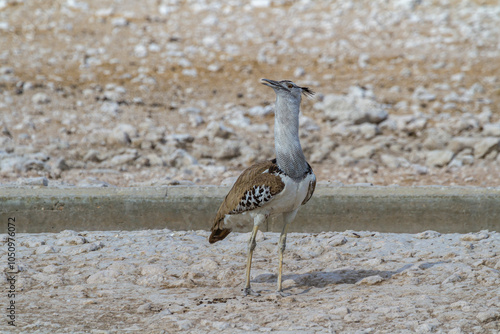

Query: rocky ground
0,229,499,333
1,0,500,188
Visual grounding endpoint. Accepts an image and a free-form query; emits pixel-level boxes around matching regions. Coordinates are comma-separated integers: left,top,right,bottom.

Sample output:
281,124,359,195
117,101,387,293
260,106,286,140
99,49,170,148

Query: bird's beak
260,78,280,88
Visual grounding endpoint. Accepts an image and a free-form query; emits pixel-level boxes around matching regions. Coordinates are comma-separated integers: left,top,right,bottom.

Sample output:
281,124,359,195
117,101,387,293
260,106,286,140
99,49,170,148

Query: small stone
294,67,305,77
77,178,113,187
214,141,240,160
182,68,197,77
358,53,370,68
412,164,428,175
220,176,238,187
247,105,273,117
54,236,87,246
380,154,410,169
329,236,348,247
83,150,101,162
416,231,441,239
111,17,128,27
207,63,221,72
413,86,436,101
426,150,454,167
137,303,152,313
482,123,500,137
108,124,138,146
416,323,436,333
17,176,49,186
474,137,500,159
331,306,350,316
134,44,148,58
35,245,56,255
360,123,380,139
314,94,387,124
55,158,70,171
189,114,205,127
108,153,137,166
205,121,234,139
442,273,463,284
141,264,166,276
476,310,499,323
167,134,195,149
87,269,119,284
251,0,270,8
32,92,51,104
356,275,384,285
212,321,230,330
448,137,478,154
144,153,164,166
460,231,489,241
168,149,198,168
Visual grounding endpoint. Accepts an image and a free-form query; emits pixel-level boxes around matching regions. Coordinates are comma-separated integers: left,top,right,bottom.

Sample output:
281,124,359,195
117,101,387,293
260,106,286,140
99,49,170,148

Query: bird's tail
208,227,231,244
208,217,232,244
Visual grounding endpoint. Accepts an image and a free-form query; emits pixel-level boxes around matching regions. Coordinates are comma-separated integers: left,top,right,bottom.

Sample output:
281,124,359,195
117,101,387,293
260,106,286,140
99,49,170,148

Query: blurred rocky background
0,0,499,187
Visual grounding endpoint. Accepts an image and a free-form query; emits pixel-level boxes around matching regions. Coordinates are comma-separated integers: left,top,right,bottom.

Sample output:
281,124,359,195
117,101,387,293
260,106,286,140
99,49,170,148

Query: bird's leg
244,224,260,296
277,225,288,294
277,210,298,296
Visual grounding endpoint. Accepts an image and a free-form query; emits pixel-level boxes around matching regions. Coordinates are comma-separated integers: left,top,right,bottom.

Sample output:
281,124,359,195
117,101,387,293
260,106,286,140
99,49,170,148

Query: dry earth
0,229,499,333
1,0,500,187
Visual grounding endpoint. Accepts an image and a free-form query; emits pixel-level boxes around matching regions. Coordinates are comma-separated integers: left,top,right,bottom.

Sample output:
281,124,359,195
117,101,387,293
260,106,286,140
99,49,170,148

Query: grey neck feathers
274,95,309,180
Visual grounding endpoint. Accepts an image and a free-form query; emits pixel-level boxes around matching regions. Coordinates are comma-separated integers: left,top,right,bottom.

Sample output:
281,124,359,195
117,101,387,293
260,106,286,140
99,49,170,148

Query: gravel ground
1,229,499,333
1,0,500,187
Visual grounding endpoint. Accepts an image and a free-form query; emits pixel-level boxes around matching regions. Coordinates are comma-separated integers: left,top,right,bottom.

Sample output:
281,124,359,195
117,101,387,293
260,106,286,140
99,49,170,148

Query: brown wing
209,160,284,243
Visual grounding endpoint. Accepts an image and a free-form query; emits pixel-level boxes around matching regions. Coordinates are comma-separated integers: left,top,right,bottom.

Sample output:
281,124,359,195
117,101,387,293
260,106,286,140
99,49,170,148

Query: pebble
460,231,489,241
204,121,234,139
32,92,51,104
482,123,500,137
476,310,499,323
356,275,385,285
416,231,441,239
426,150,454,167
17,176,49,186
108,124,138,146
35,245,57,254
473,137,500,159
108,153,137,166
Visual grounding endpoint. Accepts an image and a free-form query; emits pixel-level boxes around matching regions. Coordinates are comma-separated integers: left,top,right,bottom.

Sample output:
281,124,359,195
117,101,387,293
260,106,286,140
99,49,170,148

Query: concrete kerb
0,186,499,234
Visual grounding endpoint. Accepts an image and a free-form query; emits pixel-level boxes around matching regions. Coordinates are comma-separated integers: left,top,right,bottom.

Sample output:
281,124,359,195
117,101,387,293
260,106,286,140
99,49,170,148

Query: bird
208,78,316,297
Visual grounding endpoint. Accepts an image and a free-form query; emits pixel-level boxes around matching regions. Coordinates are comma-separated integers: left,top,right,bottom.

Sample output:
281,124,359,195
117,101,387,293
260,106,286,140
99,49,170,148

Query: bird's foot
243,287,261,296
276,290,291,297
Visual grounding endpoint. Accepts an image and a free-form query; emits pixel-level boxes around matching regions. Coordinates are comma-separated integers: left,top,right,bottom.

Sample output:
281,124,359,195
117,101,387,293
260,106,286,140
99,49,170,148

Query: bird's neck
274,96,309,179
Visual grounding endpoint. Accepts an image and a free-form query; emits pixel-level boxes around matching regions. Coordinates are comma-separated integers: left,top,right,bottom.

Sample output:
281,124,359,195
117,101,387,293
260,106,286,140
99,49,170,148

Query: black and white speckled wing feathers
209,159,285,244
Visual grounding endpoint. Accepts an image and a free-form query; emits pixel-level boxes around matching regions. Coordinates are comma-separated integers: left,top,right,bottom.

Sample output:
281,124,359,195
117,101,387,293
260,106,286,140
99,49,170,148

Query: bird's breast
267,173,315,214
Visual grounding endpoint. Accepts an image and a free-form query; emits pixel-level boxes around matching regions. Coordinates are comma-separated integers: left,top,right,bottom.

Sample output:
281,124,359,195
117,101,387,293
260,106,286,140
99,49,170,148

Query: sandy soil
1,229,499,333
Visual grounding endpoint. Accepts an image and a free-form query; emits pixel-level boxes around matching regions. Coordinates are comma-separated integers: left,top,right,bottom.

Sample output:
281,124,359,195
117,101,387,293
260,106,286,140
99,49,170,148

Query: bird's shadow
253,262,441,293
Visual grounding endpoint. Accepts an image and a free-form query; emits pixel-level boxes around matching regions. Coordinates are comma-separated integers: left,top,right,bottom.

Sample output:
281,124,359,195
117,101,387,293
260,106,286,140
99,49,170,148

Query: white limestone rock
473,137,500,159
482,123,500,137
426,150,454,167
107,124,138,146
32,92,51,104
314,93,388,125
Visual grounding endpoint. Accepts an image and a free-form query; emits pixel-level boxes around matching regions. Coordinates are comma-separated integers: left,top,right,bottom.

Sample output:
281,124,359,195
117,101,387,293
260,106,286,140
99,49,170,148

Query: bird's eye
287,83,293,89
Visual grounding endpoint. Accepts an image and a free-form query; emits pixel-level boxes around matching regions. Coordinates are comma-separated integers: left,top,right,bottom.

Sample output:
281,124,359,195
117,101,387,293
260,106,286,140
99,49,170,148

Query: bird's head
260,79,315,102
